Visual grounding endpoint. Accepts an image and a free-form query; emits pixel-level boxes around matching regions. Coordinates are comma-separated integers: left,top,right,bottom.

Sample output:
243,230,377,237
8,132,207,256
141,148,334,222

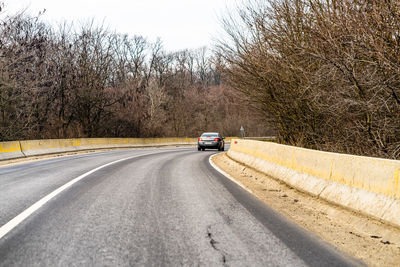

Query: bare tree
217,0,400,158
0,3,269,141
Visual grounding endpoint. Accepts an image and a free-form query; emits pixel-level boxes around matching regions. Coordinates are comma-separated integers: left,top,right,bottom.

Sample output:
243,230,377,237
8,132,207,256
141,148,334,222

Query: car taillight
214,138,220,141
198,137,203,141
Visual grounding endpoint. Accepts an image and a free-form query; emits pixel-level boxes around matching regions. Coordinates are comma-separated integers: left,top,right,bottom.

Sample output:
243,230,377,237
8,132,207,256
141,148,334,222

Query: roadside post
240,126,245,138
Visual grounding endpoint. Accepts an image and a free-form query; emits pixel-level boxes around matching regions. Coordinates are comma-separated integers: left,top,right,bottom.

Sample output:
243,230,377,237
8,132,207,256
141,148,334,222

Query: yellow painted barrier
228,139,400,228
0,141,24,160
17,138,199,157
0,141,21,153
0,138,198,160
0,136,235,161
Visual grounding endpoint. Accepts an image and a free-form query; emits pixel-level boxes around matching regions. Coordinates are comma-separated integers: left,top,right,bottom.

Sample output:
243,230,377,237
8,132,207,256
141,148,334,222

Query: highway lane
0,149,179,227
0,147,362,266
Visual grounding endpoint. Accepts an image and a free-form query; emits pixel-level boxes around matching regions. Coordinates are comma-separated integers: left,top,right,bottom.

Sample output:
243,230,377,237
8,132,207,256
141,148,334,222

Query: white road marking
209,154,253,194
0,154,145,240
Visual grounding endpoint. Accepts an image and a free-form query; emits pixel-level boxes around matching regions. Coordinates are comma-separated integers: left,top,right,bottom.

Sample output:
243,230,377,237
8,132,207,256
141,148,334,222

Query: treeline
217,0,400,159
0,8,268,140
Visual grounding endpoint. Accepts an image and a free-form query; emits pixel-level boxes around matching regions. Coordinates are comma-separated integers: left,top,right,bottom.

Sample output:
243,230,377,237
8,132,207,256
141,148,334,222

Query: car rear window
201,133,218,137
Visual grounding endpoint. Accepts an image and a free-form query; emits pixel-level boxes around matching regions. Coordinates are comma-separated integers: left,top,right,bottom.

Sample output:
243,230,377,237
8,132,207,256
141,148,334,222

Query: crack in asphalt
207,225,227,265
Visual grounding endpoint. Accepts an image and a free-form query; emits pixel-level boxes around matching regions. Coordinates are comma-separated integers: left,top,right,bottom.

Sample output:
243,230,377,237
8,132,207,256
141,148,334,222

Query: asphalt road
0,147,363,266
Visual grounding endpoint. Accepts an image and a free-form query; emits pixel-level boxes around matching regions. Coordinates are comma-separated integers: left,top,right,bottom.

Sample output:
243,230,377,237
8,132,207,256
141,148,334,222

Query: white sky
3,0,238,51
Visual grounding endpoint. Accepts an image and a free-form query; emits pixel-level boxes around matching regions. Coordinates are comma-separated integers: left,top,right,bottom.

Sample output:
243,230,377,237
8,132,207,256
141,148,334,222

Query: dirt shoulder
211,152,400,267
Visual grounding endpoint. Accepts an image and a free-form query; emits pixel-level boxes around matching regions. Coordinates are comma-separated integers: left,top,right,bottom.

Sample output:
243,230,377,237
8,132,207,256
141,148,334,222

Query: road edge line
209,153,253,194
0,154,142,240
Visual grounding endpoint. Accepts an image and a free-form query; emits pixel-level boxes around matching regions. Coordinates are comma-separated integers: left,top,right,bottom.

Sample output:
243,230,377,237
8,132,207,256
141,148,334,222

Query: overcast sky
3,0,238,51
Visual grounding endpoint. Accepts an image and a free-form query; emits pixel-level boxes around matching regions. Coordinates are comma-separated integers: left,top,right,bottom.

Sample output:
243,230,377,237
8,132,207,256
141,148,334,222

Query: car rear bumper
198,141,222,149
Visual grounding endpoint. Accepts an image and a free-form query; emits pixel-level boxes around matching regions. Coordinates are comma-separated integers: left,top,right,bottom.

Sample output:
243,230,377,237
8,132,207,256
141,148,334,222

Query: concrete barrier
0,141,25,160
0,136,237,161
0,137,197,160
228,139,400,228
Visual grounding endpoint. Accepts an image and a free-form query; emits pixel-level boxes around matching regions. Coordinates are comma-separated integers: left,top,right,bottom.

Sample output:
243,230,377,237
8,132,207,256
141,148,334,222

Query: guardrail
0,137,237,161
243,136,277,142
0,141,25,160
0,138,198,161
228,139,400,228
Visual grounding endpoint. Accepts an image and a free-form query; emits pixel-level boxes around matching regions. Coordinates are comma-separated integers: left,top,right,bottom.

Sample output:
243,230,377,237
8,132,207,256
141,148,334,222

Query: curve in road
0,148,363,266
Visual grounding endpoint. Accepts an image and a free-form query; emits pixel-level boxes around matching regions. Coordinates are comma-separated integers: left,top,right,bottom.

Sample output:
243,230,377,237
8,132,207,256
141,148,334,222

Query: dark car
197,132,225,151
